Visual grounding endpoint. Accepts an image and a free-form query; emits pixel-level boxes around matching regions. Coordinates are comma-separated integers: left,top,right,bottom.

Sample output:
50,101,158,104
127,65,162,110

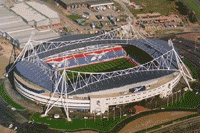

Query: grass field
68,58,137,72
182,0,200,16
183,59,198,79
163,91,200,109
30,113,128,132
63,58,138,80
68,15,84,21
129,0,178,16
0,83,25,110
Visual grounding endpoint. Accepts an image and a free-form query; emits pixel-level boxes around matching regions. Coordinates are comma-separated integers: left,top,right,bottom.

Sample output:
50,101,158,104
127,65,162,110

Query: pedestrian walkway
4,78,64,116
4,78,43,113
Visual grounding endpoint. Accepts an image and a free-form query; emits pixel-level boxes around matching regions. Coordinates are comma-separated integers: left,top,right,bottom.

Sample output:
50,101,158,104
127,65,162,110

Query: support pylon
172,42,194,91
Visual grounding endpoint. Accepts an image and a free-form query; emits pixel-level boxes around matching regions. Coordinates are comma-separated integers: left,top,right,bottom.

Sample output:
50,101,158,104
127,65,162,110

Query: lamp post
120,107,121,119
113,107,115,120
178,90,181,101
167,97,169,107
94,111,95,122
108,106,109,121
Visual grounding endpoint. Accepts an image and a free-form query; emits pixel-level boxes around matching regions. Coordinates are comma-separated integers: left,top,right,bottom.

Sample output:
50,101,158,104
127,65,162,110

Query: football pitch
68,57,138,72
61,58,138,81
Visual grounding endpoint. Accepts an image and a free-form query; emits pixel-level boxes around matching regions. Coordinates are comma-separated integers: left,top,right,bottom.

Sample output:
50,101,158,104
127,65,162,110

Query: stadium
7,23,194,121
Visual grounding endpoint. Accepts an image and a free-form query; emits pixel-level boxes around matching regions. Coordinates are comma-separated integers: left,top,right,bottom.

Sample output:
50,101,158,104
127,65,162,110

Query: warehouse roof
87,0,114,7
0,0,4,6
11,3,47,22
26,1,59,19
60,0,106,5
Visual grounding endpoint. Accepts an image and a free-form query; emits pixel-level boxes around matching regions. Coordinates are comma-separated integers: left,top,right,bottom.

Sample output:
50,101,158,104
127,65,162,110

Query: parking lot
69,6,127,32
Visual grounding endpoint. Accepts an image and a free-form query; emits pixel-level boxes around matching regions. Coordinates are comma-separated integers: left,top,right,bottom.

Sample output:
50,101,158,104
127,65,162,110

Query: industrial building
26,1,60,25
55,0,113,10
87,0,114,8
0,6,59,48
10,2,60,27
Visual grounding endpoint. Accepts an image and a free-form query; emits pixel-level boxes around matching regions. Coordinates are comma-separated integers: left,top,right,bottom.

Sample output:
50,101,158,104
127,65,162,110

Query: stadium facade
7,24,194,121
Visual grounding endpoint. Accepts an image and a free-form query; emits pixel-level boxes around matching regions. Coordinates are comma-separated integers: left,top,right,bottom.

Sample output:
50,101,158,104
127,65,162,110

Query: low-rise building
11,2,60,28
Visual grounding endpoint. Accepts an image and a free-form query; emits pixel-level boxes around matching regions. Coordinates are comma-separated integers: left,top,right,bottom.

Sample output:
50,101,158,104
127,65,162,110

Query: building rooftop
87,0,114,7
26,1,59,19
11,2,47,22
60,0,110,5
136,12,161,18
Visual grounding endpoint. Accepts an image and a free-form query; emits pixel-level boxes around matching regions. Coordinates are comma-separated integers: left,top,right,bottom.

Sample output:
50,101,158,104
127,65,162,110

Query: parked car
84,116,88,119
74,115,79,119
123,114,127,116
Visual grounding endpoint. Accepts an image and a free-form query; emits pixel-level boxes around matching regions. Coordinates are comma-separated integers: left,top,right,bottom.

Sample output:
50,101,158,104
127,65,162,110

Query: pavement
0,87,28,132
149,116,200,133
114,0,134,18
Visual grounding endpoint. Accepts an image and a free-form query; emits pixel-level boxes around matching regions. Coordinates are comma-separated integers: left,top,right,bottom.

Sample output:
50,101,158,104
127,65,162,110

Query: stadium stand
45,46,126,69
14,60,55,92
68,70,175,95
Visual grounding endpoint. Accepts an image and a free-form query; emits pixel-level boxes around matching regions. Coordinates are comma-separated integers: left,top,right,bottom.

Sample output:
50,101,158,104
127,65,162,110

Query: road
114,0,134,18
161,35,200,79
149,116,200,133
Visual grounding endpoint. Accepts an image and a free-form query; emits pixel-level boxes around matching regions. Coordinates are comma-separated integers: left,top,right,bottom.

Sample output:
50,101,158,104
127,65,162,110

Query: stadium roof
14,59,176,94
15,60,55,92
68,70,175,95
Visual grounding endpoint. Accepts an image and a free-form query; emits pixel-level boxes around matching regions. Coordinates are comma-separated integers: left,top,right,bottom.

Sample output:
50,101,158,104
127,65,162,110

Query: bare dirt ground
0,38,13,78
0,125,16,133
119,111,196,133
0,38,20,78
67,131,98,133
176,32,200,43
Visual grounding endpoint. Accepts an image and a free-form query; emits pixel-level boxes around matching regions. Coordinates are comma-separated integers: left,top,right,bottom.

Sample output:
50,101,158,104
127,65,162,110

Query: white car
96,112,101,115
11,107,16,111
123,114,127,116
84,116,88,119
54,114,60,119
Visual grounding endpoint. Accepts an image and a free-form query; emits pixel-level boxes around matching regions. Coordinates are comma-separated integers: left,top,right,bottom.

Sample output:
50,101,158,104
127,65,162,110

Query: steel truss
7,23,194,120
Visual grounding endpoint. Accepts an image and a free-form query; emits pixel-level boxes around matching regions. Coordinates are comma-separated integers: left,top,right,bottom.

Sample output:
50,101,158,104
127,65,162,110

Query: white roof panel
0,11,15,18
0,17,22,24
26,1,59,19
11,3,47,22
3,25,31,33
35,30,59,41
9,28,36,38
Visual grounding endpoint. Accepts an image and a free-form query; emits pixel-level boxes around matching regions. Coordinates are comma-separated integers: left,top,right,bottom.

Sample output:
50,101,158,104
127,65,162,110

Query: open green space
182,0,200,16
69,58,136,72
0,83,25,110
129,0,178,16
68,15,84,21
30,113,128,132
162,91,200,108
183,59,198,79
